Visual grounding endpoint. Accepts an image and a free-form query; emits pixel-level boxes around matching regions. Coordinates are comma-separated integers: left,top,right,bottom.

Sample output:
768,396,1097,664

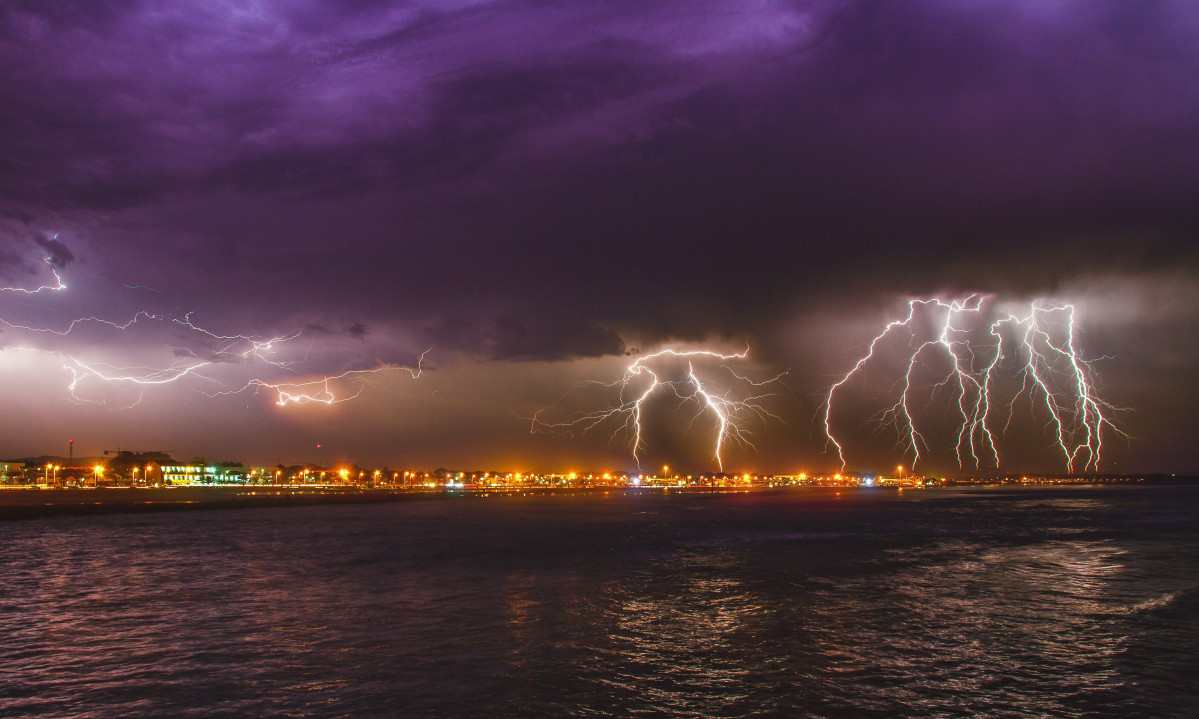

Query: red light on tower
68,438,74,461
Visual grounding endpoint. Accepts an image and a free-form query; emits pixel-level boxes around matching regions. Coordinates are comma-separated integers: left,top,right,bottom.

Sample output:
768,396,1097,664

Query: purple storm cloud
2,1,1197,473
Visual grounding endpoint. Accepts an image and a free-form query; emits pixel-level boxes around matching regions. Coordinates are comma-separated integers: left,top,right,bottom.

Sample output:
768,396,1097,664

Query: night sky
2,0,1197,475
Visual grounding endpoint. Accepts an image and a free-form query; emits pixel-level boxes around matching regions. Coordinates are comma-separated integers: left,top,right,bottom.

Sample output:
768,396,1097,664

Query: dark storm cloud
0,222,68,275
31,232,74,268
0,247,20,272
176,0,1199,347
5,0,1197,292
1,209,33,224
426,315,625,361
3,0,1199,470
0,0,729,207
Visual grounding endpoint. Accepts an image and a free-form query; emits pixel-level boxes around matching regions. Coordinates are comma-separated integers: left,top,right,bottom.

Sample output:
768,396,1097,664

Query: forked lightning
822,297,1124,473
532,348,786,471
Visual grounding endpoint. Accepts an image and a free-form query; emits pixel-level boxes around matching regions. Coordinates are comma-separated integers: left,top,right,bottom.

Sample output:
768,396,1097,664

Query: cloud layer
2,1,1197,472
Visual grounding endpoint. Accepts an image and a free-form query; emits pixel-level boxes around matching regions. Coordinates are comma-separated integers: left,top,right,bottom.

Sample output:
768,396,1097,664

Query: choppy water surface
2,486,1198,718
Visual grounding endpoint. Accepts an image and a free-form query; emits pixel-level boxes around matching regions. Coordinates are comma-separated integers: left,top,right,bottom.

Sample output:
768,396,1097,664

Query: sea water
1,486,1196,718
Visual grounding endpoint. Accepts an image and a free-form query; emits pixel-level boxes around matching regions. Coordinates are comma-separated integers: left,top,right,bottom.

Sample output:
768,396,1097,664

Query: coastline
0,486,460,521
0,485,732,520
0,481,1184,521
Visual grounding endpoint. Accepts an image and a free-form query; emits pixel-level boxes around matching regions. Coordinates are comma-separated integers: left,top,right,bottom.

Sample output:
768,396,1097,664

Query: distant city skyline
2,2,1198,474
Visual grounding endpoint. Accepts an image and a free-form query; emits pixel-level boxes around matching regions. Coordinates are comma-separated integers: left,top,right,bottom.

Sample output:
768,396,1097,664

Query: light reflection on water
0,487,1197,718
604,557,760,716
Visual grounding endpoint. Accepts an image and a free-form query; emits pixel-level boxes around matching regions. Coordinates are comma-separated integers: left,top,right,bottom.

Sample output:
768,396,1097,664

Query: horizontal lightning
211,348,430,406
2,252,427,408
0,257,66,294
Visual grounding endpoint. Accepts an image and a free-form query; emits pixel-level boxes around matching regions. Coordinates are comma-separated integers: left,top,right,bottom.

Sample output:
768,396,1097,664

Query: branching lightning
532,348,787,471
1,249,427,408
0,257,67,295
211,349,429,406
822,297,1125,473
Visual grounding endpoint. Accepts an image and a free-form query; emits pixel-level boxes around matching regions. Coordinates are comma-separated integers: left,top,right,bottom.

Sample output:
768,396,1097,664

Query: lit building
160,463,220,485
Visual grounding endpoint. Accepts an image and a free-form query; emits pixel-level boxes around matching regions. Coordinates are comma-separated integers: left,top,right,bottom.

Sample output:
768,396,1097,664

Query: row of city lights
10,462,1135,488
19,457,911,488
25,466,902,485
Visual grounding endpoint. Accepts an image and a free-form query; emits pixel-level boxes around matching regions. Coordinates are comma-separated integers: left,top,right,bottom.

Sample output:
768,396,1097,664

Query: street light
93,465,103,488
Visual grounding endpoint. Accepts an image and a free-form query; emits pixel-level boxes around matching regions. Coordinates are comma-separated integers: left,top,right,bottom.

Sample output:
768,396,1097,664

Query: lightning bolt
211,348,430,406
170,313,312,368
0,257,67,294
532,347,786,472
61,356,218,409
822,297,1125,473
987,304,1125,472
2,248,426,408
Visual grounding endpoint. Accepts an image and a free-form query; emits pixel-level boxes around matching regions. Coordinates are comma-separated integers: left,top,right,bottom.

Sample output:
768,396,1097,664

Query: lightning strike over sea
822,297,1126,474
531,348,787,472
4,2,1199,715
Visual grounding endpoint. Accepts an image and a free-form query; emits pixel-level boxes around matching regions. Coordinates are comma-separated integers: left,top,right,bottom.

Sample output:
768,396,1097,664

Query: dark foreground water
1,486,1197,718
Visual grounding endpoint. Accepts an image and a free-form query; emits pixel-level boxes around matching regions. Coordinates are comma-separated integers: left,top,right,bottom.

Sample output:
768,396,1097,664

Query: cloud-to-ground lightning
822,297,1125,473
532,348,787,472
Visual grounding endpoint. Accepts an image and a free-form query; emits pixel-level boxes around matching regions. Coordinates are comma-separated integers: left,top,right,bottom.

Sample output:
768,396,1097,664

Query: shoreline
0,485,746,520
0,482,1181,521
0,486,460,521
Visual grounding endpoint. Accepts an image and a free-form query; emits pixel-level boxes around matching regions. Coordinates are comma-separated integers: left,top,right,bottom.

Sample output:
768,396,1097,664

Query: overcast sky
2,0,1197,475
